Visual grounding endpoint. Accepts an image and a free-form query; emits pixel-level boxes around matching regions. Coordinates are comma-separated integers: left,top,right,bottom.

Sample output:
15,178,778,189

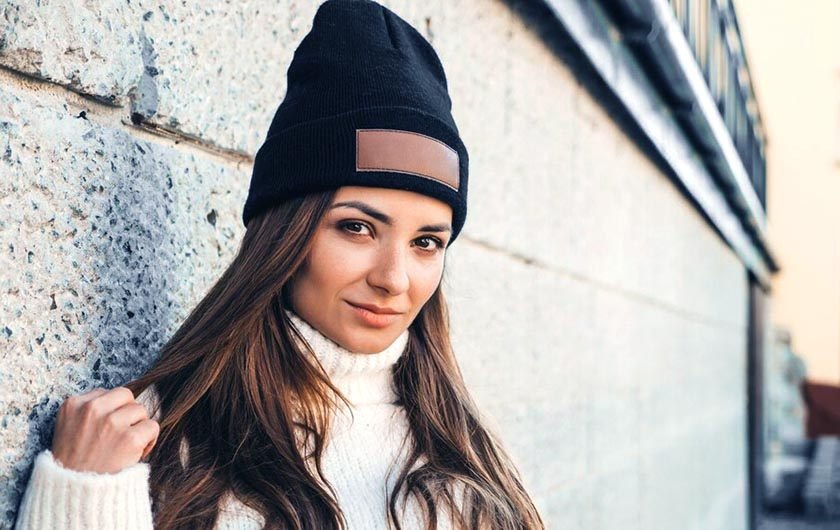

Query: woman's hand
50,386,160,474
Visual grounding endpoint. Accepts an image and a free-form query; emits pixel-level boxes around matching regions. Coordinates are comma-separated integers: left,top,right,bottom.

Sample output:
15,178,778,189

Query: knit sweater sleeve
13,386,160,530
13,450,154,530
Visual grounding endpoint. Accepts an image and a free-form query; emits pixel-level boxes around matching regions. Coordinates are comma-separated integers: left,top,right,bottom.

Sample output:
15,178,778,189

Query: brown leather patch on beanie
355,129,460,191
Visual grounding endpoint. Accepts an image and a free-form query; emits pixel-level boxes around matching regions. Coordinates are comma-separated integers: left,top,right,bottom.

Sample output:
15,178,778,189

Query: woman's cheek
413,261,444,292
321,233,362,265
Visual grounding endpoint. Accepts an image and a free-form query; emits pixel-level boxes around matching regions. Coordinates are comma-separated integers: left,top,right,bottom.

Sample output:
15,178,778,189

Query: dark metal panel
747,275,767,529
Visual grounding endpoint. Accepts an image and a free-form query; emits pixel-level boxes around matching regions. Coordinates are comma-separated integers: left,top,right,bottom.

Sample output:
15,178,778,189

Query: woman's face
288,186,453,354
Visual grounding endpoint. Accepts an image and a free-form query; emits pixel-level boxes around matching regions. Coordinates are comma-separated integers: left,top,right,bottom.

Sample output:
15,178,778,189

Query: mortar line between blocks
0,65,253,170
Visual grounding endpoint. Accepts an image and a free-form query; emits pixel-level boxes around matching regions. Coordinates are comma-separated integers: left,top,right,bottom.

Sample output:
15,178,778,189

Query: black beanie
242,0,469,245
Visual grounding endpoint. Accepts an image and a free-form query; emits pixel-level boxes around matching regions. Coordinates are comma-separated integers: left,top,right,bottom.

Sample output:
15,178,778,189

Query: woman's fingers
112,401,152,427
80,386,135,418
52,386,159,474
133,418,161,461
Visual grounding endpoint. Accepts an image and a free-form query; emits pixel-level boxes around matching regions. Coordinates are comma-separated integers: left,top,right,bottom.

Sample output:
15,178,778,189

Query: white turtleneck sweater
14,310,458,530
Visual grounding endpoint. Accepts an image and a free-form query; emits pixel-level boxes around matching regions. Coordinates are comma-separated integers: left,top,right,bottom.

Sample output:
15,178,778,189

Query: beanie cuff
244,106,468,241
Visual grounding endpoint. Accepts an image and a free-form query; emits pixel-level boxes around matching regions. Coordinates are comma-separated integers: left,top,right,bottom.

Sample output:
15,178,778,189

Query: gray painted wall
0,1,749,528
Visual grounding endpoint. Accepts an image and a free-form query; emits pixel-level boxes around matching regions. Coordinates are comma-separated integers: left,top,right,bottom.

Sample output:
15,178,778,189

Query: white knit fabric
14,309,456,530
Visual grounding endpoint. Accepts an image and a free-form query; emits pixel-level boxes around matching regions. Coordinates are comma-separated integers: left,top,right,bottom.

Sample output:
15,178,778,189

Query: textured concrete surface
0,0,496,155
0,80,248,520
0,1,144,106
445,72,749,527
2,1,753,529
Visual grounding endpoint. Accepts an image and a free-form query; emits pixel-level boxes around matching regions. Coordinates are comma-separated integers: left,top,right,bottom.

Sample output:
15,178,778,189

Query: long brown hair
125,190,545,530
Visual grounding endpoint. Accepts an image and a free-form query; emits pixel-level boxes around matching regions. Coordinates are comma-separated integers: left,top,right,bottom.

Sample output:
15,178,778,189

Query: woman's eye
340,221,371,236
416,236,444,252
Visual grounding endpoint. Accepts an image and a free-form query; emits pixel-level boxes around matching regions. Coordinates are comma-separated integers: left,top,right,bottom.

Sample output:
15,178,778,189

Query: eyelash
338,221,445,253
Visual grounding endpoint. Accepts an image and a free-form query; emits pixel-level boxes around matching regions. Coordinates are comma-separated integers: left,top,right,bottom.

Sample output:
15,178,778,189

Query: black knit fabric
242,0,469,244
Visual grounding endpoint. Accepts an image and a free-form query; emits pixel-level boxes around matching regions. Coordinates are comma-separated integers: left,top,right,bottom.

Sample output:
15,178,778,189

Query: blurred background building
0,1,837,529
737,1,840,527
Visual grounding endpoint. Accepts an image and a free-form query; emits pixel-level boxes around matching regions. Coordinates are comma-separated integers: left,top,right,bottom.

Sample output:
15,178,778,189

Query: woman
14,1,545,529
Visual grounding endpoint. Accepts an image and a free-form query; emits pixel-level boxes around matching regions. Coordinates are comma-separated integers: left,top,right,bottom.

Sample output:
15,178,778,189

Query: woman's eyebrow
330,201,452,233
417,223,452,233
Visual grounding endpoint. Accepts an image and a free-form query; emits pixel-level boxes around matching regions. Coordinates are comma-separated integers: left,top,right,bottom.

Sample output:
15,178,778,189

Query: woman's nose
366,244,410,296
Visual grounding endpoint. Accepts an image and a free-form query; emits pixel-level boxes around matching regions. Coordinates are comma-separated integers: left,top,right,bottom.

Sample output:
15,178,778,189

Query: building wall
1,1,749,528
737,0,840,385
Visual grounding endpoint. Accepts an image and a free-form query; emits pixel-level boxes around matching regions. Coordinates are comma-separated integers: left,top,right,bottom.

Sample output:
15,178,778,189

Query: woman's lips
346,301,402,328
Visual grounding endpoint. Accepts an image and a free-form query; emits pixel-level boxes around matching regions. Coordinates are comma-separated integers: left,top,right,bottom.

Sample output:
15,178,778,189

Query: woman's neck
284,309,409,406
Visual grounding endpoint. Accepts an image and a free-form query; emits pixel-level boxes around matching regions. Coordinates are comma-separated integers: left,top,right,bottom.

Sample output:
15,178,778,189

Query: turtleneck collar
284,308,410,406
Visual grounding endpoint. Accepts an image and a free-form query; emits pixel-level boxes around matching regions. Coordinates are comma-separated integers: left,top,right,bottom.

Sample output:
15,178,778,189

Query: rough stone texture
0,0,463,155
0,1,144,106
0,81,248,521
1,0,753,529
